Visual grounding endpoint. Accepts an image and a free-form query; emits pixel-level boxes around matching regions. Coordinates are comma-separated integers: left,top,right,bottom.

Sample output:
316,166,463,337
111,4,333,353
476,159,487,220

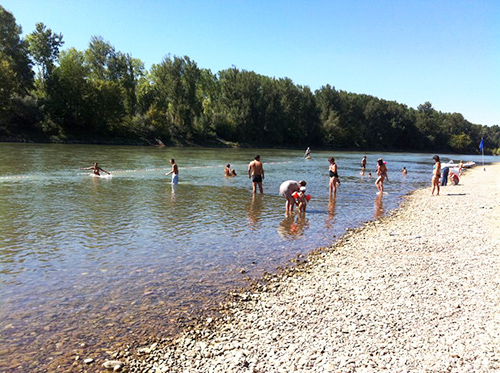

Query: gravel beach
123,163,500,372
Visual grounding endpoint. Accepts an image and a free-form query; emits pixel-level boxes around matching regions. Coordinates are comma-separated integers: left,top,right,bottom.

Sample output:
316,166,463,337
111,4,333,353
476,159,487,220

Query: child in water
295,186,308,212
375,158,388,194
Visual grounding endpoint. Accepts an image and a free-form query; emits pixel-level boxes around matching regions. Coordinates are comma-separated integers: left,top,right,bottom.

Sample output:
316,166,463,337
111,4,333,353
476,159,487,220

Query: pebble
124,165,500,372
103,360,124,370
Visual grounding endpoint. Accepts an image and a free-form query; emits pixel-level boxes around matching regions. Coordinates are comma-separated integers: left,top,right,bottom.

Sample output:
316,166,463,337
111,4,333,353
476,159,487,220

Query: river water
0,143,493,370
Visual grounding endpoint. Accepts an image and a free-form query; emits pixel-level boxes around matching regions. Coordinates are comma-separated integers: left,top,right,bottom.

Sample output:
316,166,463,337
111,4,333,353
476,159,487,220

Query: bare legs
329,177,338,195
431,176,440,195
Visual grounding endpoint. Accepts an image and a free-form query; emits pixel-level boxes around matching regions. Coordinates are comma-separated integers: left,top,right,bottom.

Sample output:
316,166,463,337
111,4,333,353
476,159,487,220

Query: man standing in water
248,155,264,193
165,158,179,185
360,155,367,175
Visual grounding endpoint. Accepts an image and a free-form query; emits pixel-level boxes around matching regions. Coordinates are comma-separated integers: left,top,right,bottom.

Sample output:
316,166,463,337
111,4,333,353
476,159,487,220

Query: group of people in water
84,149,461,213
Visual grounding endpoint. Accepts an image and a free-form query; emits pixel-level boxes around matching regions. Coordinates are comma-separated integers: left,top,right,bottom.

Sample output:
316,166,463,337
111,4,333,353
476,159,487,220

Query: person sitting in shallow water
83,162,110,176
224,164,237,177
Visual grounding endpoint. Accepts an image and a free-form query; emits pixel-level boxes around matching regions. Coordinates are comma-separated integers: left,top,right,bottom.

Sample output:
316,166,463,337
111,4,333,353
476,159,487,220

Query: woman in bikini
432,155,441,195
375,158,388,194
328,157,339,195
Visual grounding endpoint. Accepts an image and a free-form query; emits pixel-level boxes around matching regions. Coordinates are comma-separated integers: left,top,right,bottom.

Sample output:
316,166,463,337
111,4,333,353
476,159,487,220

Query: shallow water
0,143,493,370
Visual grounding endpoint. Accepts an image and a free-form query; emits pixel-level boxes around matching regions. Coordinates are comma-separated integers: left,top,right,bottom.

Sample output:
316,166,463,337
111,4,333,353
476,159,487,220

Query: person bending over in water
165,158,179,185
279,180,306,213
328,157,339,195
431,155,441,196
224,164,237,177
375,158,388,194
248,155,264,193
84,162,110,176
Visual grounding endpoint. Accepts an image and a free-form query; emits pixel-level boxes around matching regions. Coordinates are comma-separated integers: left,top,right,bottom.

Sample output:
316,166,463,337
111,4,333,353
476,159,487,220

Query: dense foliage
1,6,498,154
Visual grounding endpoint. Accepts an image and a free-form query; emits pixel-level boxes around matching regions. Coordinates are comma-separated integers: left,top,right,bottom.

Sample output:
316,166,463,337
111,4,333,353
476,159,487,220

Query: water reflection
247,193,263,227
171,183,177,201
326,195,337,229
374,193,384,219
1,144,489,371
277,212,310,239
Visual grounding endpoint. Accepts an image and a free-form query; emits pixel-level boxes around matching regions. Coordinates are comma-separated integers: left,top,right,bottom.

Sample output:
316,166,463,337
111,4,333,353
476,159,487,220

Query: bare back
249,160,263,176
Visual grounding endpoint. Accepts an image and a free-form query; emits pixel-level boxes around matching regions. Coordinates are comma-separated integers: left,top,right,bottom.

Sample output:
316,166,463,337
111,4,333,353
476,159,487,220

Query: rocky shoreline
113,164,500,372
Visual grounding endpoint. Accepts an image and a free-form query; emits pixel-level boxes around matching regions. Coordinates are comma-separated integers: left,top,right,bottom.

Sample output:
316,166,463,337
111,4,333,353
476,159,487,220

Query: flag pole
481,137,485,171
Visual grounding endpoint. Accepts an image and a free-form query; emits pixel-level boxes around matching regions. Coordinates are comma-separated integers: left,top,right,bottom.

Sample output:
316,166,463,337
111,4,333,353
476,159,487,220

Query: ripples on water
0,144,491,370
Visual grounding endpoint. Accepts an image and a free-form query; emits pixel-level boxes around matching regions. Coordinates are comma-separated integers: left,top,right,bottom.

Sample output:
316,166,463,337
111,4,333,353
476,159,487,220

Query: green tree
26,22,64,82
0,6,33,94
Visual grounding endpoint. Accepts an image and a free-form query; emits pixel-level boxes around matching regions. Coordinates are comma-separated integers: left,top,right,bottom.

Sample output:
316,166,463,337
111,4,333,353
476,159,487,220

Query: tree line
1,6,498,154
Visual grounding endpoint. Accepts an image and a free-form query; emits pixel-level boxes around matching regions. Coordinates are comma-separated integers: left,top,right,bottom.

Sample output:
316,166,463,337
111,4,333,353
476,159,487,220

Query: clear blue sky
3,0,499,126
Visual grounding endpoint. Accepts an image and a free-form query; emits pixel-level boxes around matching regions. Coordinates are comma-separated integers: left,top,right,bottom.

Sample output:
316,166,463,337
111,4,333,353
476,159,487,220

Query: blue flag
479,138,484,151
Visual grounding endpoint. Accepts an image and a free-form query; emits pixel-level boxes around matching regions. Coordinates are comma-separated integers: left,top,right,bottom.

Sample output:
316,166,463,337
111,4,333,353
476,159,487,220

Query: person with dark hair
328,158,339,195
432,155,441,195
165,158,179,185
360,155,367,175
375,158,388,194
83,162,110,176
224,164,237,177
248,155,264,193
279,180,307,213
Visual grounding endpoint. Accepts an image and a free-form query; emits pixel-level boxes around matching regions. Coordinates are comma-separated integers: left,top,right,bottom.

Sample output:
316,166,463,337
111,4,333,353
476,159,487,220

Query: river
0,143,493,371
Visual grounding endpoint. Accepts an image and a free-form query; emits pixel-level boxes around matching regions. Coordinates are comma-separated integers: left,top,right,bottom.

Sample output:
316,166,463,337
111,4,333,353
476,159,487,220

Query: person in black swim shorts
248,155,264,194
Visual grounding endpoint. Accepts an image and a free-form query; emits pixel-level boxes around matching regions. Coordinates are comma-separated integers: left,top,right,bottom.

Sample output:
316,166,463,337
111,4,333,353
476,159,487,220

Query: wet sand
120,164,499,371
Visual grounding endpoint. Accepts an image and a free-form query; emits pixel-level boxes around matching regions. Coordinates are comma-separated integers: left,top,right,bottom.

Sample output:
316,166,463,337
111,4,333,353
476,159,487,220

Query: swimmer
224,164,237,177
431,155,441,195
328,157,339,195
279,180,306,212
248,155,264,193
83,162,110,176
165,158,179,185
401,166,408,175
375,158,388,194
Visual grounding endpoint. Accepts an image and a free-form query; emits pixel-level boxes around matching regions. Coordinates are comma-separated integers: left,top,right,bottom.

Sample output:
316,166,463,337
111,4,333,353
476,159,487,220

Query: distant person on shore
329,157,339,195
248,155,264,193
458,160,464,176
401,167,408,175
224,164,237,177
432,155,441,195
279,180,307,213
83,162,110,176
165,158,179,185
441,166,449,186
305,147,311,158
295,186,308,212
375,158,388,194
360,155,367,175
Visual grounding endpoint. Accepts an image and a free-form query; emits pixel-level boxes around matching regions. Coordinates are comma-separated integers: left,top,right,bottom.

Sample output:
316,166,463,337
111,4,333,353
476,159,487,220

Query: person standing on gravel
432,155,441,195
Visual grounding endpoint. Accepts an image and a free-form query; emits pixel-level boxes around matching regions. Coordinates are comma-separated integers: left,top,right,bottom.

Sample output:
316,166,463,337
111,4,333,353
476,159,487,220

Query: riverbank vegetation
1,6,499,154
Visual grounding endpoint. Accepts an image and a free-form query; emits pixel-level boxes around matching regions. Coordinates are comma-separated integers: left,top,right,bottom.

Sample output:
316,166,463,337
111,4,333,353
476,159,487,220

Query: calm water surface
0,143,493,370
